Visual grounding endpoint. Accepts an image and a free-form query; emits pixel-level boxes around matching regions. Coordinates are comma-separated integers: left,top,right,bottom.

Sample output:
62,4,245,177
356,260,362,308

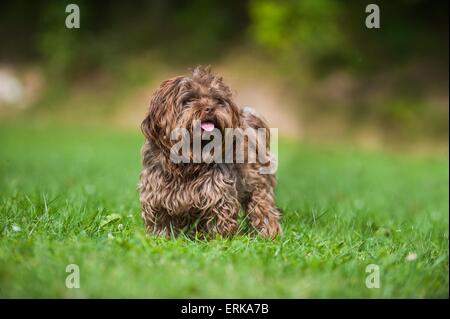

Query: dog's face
142,67,240,151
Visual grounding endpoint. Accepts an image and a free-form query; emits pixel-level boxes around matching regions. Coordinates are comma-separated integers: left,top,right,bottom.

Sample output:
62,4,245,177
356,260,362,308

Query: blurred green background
0,0,448,298
0,0,448,149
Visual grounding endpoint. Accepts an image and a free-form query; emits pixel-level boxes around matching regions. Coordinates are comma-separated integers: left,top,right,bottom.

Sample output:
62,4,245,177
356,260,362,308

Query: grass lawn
0,123,448,298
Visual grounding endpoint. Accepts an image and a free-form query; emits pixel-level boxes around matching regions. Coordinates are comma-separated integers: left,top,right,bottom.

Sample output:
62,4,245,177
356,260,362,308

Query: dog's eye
215,98,226,107
183,97,196,105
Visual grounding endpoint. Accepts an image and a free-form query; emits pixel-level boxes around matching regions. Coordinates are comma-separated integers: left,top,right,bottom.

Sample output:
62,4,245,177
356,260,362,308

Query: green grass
0,123,448,298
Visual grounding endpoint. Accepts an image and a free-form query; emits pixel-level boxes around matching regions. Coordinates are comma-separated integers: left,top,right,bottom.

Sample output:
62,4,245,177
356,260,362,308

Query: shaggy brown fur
139,66,281,239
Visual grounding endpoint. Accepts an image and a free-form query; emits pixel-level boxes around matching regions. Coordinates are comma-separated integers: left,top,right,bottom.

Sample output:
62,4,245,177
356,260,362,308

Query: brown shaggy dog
139,66,281,239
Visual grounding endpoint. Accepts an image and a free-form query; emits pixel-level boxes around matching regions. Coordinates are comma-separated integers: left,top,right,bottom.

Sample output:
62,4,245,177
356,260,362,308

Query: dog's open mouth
200,121,216,132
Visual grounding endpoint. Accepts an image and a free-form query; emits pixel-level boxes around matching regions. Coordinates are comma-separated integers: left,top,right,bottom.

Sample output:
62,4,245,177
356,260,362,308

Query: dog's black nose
204,106,214,114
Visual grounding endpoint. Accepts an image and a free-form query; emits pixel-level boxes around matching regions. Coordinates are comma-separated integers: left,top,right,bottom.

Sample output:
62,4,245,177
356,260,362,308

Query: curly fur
139,66,282,239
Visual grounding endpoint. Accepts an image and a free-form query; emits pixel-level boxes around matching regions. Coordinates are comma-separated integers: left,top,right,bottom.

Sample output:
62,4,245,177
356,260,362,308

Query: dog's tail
239,106,277,175
240,106,271,149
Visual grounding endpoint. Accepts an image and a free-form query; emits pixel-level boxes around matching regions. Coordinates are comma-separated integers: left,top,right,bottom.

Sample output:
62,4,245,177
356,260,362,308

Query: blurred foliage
1,0,447,76
0,0,249,79
250,0,352,71
249,0,449,73
0,0,448,141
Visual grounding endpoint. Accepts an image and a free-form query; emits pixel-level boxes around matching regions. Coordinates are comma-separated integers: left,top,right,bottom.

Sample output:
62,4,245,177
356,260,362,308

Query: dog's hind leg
239,108,282,239
242,167,282,239
246,189,282,239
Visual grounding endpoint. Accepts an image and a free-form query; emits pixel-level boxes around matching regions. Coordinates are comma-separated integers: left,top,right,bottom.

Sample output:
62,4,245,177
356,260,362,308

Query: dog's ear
141,76,184,149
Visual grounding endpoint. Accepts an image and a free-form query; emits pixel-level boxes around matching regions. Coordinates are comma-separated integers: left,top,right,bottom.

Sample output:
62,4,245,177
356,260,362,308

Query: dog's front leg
203,196,240,238
141,204,182,238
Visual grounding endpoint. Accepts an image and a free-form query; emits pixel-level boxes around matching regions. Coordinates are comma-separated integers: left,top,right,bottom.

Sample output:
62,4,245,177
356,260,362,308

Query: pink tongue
201,122,215,132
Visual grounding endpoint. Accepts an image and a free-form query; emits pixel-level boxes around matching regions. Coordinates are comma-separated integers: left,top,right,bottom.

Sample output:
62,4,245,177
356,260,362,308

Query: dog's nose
204,106,214,114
